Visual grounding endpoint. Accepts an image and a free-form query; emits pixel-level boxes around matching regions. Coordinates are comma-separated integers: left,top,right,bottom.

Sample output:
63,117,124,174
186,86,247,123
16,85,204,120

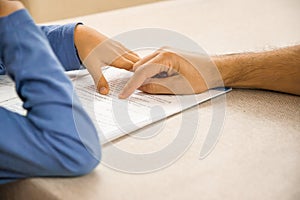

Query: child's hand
74,25,140,94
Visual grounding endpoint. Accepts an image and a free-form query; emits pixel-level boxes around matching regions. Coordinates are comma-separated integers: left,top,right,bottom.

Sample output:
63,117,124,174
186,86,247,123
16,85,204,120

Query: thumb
85,61,110,95
96,75,110,95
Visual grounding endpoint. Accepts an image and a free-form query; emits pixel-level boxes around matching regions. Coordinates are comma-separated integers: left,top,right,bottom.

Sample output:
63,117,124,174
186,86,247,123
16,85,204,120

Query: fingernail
100,87,108,94
118,93,126,99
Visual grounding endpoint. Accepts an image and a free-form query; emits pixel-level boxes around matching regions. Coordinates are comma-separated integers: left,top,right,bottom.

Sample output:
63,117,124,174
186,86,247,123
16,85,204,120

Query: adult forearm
213,45,300,95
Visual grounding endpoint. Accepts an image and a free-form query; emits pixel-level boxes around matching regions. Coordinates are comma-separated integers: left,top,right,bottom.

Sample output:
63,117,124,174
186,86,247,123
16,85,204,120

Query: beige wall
20,0,164,23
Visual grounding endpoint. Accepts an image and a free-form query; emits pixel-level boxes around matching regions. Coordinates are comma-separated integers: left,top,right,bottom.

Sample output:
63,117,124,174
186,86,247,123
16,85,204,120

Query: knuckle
160,51,175,59
159,46,172,51
141,84,154,93
113,57,132,70
135,68,147,78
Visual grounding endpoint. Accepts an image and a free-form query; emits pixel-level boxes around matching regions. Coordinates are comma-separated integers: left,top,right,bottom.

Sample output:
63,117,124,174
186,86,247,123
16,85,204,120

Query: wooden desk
1,0,299,199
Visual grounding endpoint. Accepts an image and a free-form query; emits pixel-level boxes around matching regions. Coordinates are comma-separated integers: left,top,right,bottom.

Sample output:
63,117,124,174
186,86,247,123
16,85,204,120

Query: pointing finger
119,62,165,99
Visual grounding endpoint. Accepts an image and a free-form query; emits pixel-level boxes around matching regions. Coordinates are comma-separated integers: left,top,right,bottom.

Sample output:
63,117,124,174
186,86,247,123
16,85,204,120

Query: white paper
0,68,231,144
0,76,18,103
71,68,231,144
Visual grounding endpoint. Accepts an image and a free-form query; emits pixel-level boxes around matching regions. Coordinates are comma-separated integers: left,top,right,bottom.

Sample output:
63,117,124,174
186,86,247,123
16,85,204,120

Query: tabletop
0,0,299,199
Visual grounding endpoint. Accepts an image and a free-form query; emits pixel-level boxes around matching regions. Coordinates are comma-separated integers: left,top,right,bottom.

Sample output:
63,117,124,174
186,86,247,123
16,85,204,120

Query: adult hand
119,47,223,99
74,25,140,94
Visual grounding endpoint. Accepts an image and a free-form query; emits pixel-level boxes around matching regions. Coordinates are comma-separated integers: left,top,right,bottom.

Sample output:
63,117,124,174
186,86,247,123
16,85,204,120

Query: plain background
20,0,165,23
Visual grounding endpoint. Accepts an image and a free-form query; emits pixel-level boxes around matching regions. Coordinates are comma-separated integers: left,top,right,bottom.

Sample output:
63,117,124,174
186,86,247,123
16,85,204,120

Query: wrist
74,25,107,62
212,52,264,89
211,54,236,87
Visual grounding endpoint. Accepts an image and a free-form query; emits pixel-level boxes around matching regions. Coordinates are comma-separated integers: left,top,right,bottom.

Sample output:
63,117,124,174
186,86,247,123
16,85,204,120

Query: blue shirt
0,10,101,184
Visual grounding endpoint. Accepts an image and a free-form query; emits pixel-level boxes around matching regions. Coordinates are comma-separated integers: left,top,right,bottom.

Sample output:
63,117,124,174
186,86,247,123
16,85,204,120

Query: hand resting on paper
119,45,300,98
74,25,140,95
119,46,224,99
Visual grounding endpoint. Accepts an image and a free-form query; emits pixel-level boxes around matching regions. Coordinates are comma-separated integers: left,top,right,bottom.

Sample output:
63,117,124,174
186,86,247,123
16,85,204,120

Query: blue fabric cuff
0,10,82,72
0,9,32,34
40,23,83,71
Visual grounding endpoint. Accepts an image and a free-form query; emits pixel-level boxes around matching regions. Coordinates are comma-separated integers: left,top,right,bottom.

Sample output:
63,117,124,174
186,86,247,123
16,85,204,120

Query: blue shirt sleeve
0,10,101,184
40,23,83,71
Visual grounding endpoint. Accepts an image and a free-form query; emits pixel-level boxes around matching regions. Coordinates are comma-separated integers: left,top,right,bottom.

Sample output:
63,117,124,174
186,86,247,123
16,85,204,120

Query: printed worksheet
0,75,18,103
0,68,231,144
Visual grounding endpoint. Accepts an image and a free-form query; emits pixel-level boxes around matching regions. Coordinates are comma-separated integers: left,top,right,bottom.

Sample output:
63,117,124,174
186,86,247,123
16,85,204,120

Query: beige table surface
1,0,300,199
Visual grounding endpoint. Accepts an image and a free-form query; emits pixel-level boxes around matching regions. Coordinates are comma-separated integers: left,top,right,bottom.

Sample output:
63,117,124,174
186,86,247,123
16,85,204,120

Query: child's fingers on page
128,51,140,59
111,56,134,70
86,63,110,95
123,51,140,63
114,42,140,61
97,74,110,95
